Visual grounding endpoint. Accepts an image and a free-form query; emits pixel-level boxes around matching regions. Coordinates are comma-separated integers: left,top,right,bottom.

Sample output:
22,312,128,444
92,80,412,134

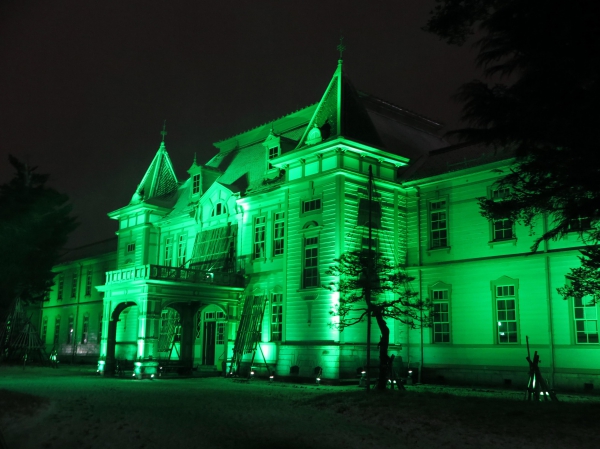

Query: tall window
357,198,382,228
57,274,64,300
67,315,74,344
495,284,518,344
491,188,514,241
302,199,321,214
254,217,266,258
303,237,319,288
85,269,93,296
271,293,283,341
268,146,280,169
71,272,78,298
54,316,61,346
164,237,173,266
81,315,89,344
273,213,285,256
192,174,201,195
41,317,48,343
178,235,187,266
432,289,450,343
573,296,599,344
430,200,448,248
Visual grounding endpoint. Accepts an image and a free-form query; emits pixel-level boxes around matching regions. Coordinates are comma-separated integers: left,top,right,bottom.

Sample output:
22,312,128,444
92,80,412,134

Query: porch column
104,319,118,377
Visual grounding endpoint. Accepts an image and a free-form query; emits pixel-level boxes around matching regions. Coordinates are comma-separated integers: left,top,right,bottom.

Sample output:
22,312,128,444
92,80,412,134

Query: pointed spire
295,43,382,150
130,123,178,204
160,120,167,142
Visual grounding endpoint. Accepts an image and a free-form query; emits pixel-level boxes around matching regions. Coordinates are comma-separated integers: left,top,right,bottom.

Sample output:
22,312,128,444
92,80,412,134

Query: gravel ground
1,365,599,449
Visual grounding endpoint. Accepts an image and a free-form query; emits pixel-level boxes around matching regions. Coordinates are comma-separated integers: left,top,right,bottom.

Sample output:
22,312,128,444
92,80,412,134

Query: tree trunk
373,310,390,391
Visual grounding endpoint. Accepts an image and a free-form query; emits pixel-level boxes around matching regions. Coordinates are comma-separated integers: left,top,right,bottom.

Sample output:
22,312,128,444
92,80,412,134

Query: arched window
211,202,227,217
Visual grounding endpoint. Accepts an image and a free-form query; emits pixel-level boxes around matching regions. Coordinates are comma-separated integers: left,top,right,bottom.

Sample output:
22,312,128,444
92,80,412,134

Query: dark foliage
0,156,78,319
425,0,600,301
326,250,431,390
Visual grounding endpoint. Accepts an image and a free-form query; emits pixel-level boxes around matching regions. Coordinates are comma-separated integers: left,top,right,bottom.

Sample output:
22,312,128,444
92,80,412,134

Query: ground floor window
574,297,599,344
271,293,283,341
432,289,450,343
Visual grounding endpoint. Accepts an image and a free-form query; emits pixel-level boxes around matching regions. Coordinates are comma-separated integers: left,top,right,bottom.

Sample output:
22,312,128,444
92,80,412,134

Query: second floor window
164,238,173,266
303,237,319,288
57,274,64,300
302,199,321,214
493,218,514,241
430,200,448,248
254,217,266,258
491,188,514,241
178,235,187,266
273,213,285,256
71,273,78,298
85,269,93,296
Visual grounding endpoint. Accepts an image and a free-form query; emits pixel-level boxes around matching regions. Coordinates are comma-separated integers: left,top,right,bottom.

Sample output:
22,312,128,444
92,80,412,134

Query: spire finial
337,34,346,61
160,120,167,142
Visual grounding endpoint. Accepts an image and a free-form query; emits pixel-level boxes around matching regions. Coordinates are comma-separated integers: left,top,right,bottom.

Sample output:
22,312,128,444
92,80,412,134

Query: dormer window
192,174,201,195
268,146,280,160
267,146,280,170
211,202,227,217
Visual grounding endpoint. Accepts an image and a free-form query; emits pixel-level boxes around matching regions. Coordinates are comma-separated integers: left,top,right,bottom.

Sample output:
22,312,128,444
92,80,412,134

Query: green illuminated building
41,59,599,389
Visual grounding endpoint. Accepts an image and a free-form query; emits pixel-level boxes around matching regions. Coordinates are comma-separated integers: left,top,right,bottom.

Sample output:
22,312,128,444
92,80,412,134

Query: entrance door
202,321,216,365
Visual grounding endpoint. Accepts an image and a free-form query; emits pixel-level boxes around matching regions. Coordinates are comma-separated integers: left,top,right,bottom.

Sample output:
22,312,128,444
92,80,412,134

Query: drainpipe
72,263,83,363
543,214,556,387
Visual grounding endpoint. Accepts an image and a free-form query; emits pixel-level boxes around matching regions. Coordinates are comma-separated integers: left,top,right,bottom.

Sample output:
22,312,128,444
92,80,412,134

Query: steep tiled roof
399,142,515,182
58,237,117,264
131,141,179,204
295,61,383,150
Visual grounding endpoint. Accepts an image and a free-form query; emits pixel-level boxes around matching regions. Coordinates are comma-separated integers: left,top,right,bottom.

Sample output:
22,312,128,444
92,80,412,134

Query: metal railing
105,263,244,287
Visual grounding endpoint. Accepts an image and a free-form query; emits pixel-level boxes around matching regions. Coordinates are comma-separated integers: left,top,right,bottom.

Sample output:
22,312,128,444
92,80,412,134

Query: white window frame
271,293,283,341
430,281,451,343
192,174,201,195
164,237,173,266
302,236,319,288
490,187,515,242
273,212,285,256
492,276,519,344
573,296,599,344
301,198,322,214
429,199,448,249
253,216,266,259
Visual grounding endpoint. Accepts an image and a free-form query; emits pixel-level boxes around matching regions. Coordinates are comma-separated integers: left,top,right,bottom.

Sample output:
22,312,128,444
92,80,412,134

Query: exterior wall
38,94,599,390
42,249,116,362
402,166,600,390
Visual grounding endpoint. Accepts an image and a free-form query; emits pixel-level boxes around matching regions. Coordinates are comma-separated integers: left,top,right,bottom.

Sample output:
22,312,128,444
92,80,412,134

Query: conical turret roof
131,141,178,204
295,60,383,150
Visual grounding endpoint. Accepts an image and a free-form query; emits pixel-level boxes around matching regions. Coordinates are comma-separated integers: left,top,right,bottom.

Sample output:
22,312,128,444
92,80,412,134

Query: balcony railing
105,264,244,287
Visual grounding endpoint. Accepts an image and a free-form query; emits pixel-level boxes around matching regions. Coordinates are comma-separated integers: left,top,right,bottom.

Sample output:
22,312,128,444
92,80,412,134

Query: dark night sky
0,0,482,248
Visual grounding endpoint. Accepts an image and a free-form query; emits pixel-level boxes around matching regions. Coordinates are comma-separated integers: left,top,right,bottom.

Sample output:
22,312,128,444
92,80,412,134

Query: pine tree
0,156,78,321
425,0,600,301
326,250,431,391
